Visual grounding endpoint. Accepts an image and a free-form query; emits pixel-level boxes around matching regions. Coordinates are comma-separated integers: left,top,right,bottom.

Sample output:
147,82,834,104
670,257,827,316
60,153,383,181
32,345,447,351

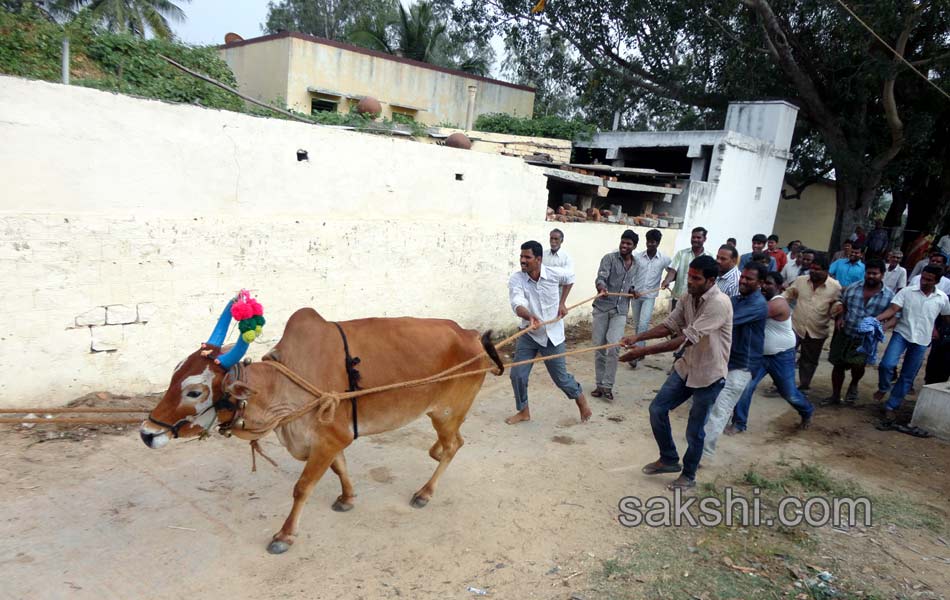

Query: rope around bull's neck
241,289,662,435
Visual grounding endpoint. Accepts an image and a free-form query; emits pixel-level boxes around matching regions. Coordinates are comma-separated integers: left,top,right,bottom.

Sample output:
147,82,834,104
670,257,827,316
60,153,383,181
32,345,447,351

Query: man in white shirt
883,250,907,293
628,229,673,368
781,250,804,284
543,228,574,272
906,254,950,294
874,266,950,422
937,232,950,256
909,250,944,279
507,240,592,425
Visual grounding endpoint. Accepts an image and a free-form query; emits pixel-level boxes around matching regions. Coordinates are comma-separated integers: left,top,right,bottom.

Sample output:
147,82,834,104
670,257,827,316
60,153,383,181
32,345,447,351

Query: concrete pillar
62,37,70,85
465,85,478,130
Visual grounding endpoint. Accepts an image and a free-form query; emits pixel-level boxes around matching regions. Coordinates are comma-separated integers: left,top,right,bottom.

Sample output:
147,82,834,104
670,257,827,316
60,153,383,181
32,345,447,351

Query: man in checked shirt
618,255,732,491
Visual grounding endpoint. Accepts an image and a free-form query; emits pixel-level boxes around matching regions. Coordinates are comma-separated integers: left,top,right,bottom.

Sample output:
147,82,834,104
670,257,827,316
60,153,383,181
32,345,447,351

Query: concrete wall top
724,101,799,152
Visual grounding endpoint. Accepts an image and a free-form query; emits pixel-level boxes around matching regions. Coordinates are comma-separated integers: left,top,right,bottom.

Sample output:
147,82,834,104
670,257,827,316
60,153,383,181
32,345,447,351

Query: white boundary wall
0,76,675,406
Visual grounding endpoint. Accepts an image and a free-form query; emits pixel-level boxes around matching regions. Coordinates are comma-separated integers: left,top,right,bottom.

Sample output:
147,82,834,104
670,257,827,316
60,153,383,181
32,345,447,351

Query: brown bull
141,302,503,554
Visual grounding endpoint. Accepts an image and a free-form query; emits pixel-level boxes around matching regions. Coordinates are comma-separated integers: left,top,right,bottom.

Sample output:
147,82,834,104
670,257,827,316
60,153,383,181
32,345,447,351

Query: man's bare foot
505,408,530,425
873,390,886,402
576,395,592,422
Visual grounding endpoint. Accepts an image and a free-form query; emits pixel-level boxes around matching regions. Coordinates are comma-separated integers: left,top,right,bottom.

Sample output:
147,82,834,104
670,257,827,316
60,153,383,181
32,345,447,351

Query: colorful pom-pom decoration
231,289,264,343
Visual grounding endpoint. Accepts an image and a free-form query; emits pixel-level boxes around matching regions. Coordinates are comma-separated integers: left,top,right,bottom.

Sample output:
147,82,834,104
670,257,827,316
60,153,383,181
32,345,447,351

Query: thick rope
241,289,662,435
0,407,146,414
0,417,143,425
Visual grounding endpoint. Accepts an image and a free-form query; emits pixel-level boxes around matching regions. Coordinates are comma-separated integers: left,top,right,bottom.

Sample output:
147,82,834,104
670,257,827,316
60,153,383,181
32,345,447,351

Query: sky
173,0,271,46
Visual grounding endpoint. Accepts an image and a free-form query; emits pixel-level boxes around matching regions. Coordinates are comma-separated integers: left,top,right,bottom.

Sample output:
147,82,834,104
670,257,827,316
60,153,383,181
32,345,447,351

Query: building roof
220,31,535,93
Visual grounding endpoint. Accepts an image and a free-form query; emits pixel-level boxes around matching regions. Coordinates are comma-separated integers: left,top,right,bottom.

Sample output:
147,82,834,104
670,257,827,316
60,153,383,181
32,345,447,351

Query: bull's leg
412,415,464,508
268,439,343,555
329,452,356,512
428,440,443,462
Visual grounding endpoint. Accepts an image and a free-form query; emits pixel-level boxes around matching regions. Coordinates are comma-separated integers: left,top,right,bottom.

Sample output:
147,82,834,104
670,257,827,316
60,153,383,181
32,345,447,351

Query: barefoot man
618,255,732,490
506,240,592,425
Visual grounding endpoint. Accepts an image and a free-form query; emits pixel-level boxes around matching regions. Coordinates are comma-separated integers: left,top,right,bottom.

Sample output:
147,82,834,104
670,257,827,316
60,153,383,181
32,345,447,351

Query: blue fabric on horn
216,337,249,370
207,300,235,346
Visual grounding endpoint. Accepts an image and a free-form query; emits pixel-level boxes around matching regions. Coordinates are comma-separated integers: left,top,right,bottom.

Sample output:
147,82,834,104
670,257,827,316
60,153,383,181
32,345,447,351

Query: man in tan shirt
619,255,732,491
782,254,843,390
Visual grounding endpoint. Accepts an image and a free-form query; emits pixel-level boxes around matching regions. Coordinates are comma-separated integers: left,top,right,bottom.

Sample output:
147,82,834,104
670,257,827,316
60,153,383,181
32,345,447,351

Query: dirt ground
1,324,948,600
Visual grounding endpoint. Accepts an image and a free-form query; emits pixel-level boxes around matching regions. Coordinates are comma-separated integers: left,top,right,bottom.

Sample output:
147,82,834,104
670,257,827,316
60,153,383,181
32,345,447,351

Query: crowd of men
506,226,950,491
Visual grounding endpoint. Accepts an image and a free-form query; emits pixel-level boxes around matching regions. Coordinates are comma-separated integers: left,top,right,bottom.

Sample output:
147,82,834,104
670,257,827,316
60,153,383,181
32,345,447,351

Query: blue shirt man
704,263,769,459
830,248,866,288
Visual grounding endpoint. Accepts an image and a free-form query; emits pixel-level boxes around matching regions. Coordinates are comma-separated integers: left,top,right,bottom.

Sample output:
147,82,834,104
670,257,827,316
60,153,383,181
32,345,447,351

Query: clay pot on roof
356,97,382,118
445,132,472,150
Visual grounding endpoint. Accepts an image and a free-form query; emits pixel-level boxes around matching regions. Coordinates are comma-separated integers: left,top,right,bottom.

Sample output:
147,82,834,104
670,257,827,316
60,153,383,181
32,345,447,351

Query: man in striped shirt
715,244,741,297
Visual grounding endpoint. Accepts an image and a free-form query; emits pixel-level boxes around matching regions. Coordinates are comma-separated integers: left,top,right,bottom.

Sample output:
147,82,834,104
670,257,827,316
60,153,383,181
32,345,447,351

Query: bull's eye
186,390,203,399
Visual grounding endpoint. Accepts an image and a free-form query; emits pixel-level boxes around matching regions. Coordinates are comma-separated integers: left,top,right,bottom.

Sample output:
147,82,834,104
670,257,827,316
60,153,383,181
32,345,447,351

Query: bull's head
140,297,256,448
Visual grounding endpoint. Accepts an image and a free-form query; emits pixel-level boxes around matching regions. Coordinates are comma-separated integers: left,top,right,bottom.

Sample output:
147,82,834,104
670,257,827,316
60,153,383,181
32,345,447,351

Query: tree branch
782,165,835,199
484,0,728,109
742,0,850,155
702,11,769,57
870,7,920,172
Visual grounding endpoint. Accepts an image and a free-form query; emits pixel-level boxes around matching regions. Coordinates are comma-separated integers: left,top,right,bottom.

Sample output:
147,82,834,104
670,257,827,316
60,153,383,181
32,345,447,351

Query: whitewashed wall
0,76,673,407
680,132,791,254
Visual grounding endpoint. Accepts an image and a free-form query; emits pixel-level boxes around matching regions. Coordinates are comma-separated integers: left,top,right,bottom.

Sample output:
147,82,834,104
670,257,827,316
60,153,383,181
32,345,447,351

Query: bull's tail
480,330,505,376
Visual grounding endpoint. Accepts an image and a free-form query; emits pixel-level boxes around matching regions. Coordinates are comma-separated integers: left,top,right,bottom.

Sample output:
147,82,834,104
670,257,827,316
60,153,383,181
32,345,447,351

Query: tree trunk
827,167,878,254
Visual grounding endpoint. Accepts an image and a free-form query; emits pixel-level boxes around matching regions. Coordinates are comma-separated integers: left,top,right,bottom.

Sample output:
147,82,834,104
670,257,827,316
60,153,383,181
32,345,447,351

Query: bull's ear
226,380,254,400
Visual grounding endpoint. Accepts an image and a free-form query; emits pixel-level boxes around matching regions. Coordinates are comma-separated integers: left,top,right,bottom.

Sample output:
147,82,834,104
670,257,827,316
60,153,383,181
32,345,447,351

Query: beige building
772,179,837,252
219,32,535,127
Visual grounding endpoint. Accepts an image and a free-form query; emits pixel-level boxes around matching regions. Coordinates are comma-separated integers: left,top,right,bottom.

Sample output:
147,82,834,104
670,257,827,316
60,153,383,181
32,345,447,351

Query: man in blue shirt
703,263,769,459
829,246,866,287
740,234,777,271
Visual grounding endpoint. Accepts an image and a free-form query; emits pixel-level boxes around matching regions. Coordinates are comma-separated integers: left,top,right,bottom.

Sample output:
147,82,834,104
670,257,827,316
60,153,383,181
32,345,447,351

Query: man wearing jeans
730,272,815,434
782,255,842,390
590,230,639,401
506,240,592,425
703,263,770,460
873,265,950,423
618,255,732,491
627,228,672,369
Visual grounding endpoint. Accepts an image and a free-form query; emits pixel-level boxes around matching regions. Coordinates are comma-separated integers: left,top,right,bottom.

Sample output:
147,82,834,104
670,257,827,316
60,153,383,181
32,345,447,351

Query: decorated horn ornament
212,290,266,371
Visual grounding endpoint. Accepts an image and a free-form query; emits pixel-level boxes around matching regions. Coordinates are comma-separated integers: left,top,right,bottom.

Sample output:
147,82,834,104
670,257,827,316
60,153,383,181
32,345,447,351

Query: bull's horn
216,337,249,370
207,299,236,347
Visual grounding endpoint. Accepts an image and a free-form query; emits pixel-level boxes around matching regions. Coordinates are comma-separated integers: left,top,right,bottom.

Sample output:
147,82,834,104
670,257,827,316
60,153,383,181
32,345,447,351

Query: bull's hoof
410,494,429,509
332,498,354,512
267,539,292,554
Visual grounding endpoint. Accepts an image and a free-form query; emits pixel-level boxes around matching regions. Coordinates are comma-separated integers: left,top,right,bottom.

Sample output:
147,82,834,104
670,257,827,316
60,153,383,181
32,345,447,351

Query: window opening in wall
754,186,763,202
701,145,713,182
311,98,338,114
391,106,418,122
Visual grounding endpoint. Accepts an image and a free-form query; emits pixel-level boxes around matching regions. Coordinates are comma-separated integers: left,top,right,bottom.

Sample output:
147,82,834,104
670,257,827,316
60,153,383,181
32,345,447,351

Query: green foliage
0,3,68,79
83,33,243,109
474,112,596,141
307,107,429,137
0,7,242,110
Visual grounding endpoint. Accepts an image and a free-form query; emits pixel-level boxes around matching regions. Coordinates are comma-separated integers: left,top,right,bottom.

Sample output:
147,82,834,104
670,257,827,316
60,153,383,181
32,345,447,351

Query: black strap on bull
332,322,362,439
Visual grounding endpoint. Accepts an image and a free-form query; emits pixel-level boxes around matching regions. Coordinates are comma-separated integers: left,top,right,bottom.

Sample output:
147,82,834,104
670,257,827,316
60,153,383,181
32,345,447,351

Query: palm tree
66,0,188,39
347,1,490,76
